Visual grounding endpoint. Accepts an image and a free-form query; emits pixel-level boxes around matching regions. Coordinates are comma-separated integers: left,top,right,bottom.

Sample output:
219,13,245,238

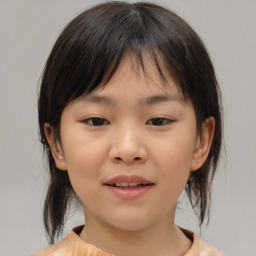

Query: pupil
152,118,164,126
92,118,104,126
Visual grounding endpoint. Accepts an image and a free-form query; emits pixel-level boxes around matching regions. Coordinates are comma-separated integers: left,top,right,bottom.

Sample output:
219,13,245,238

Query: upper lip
104,175,153,185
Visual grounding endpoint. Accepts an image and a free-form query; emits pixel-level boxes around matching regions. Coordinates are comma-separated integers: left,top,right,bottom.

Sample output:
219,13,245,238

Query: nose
108,124,148,164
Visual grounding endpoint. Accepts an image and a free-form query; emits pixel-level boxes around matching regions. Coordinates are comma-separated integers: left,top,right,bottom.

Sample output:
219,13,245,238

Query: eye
146,117,173,126
83,117,110,126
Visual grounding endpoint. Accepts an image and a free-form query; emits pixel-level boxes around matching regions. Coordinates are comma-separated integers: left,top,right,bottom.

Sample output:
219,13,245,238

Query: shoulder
31,242,64,256
31,231,75,256
31,226,112,256
32,227,82,256
32,242,61,256
198,238,228,256
179,227,228,256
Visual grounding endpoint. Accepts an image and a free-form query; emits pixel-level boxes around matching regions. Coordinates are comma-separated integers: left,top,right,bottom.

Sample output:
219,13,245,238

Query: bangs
94,50,179,94
51,1,192,106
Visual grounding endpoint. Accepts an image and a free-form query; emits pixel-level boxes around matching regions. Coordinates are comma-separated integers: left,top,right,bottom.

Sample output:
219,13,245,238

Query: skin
45,56,215,256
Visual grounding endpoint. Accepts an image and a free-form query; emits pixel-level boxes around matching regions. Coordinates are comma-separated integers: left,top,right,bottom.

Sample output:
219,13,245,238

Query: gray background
0,1,255,255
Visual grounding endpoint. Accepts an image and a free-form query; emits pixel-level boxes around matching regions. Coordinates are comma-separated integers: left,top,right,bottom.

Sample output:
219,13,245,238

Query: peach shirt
33,226,227,256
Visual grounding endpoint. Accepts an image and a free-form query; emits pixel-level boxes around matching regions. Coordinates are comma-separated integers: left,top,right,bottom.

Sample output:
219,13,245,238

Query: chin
109,221,152,232
103,212,157,232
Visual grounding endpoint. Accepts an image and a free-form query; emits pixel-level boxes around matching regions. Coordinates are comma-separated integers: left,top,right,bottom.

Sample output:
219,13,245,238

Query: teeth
113,182,145,187
129,183,138,187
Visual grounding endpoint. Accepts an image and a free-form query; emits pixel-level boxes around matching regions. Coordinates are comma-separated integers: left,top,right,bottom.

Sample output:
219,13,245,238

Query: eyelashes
82,117,174,127
84,117,110,126
146,118,173,126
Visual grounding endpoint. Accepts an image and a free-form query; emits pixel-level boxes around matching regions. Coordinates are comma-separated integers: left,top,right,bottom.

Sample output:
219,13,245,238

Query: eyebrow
142,94,186,105
82,93,186,106
82,95,117,106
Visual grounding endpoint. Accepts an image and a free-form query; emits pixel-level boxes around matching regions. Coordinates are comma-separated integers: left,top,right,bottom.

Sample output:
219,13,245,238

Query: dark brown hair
38,1,223,244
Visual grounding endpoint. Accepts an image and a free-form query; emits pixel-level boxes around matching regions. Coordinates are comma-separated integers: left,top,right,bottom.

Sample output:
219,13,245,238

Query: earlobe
44,123,67,171
190,117,215,171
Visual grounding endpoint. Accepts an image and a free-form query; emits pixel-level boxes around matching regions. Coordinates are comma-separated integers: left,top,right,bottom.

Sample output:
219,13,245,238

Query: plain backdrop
0,1,255,255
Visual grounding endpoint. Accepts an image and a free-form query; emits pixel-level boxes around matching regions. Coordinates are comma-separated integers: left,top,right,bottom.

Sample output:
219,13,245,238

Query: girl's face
47,56,213,232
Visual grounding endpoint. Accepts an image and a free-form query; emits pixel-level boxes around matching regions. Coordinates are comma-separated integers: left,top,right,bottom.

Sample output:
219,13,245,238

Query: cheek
61,137,106,198
154,136,195,170
63,129,107,170
151,136,195,195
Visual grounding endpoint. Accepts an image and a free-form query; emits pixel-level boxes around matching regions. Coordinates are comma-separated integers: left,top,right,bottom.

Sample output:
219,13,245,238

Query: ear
44,123,67,171
190,117,215,171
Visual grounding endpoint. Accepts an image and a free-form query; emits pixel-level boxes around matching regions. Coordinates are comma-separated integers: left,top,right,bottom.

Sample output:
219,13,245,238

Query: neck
79,211,192,256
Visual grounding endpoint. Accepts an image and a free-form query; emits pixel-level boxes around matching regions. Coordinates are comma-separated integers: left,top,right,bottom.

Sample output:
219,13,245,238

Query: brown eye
84,117,109,126
146,118,172,126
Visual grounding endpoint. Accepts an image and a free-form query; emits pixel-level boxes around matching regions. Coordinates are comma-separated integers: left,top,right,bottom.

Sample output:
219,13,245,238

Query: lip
104,175,154,200
104,175,153,185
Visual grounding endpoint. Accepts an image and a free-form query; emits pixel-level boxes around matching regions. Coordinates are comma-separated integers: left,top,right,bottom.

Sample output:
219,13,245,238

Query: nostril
114,156,142,162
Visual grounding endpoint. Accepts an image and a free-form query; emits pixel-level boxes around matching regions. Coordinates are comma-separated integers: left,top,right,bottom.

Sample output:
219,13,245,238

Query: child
34,1,227,255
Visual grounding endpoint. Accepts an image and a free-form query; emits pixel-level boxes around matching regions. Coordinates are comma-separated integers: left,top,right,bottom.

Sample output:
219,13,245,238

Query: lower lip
105,185,153,199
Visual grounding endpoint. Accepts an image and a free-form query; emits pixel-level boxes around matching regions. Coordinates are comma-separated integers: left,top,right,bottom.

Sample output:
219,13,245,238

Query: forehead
83,54,185,101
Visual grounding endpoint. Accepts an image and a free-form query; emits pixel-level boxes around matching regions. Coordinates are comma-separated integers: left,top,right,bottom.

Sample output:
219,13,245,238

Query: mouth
106,182,153,189
104,175,154,188
104,175,154,199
